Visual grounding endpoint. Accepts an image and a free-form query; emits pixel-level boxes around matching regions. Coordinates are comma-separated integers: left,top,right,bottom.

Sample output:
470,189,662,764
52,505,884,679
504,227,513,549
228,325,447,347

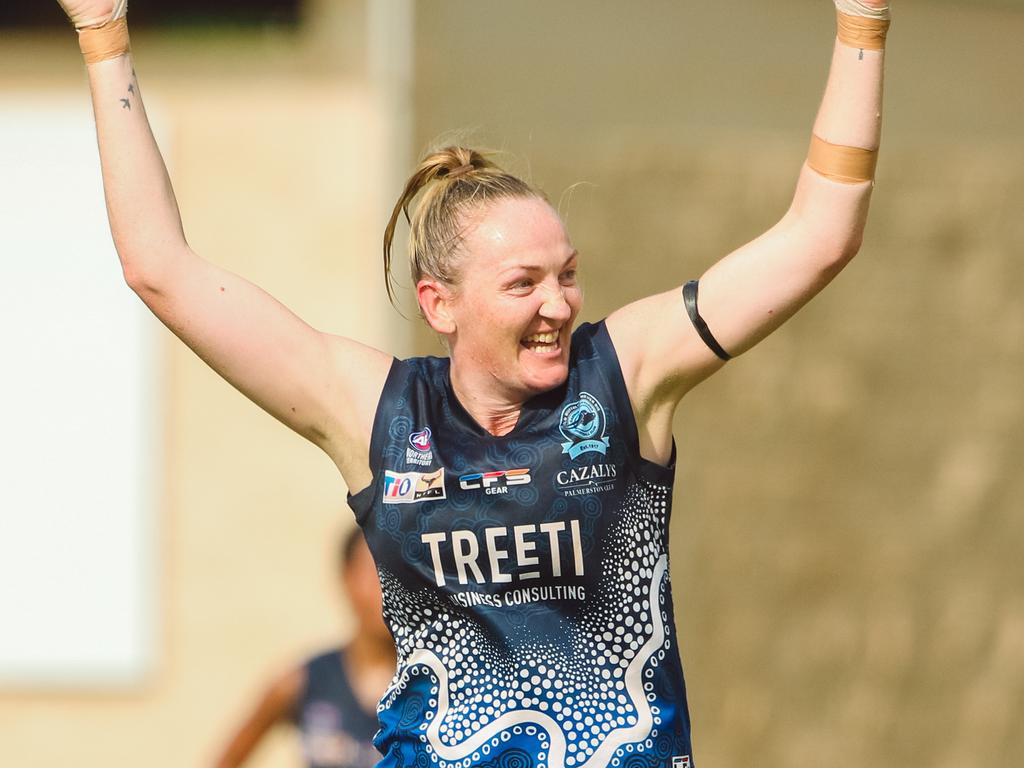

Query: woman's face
440,196,582,400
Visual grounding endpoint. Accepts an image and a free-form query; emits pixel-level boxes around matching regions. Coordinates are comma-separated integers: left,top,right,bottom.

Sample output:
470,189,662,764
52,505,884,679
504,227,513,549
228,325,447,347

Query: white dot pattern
376,478,679,768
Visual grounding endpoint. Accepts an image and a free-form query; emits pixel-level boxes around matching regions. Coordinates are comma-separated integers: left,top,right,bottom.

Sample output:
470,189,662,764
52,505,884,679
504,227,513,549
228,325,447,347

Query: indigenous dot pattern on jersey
348,323,695,768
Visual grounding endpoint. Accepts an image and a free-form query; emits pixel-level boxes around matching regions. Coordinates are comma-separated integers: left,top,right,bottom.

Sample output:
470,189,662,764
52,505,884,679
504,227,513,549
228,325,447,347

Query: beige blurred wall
0,21,410,768
410,1,1024,767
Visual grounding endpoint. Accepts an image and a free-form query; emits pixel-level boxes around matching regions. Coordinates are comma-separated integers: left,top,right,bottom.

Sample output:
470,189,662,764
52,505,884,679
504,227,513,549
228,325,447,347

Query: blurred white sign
0,96,160,687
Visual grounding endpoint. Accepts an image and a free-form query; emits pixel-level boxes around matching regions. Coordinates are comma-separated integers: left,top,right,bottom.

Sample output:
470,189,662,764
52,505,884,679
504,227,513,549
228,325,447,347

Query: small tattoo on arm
859,48,865,60
120,81,135,111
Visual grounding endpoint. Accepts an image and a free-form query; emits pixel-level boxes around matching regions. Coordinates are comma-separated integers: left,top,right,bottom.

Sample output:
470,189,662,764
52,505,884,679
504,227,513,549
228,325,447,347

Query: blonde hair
383,146,542,305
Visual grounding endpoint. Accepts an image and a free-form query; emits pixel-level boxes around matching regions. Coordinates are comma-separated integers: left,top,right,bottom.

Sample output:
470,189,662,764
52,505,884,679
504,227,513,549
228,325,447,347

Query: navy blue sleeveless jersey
348,321,694,768
293,648,382,768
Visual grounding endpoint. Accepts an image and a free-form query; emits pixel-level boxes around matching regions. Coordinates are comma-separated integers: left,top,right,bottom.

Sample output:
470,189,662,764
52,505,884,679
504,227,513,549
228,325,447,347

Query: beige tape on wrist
807,134,878,184
79,17,131,64
836,11,890,50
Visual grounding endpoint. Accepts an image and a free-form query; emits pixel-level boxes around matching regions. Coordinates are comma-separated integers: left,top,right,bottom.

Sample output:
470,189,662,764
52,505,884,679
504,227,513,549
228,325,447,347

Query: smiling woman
55,0,891,765
420,194,582,426
383,149,584,434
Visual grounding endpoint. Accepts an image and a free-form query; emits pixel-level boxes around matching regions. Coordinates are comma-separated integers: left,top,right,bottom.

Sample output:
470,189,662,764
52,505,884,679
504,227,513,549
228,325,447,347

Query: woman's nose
539,283,571,321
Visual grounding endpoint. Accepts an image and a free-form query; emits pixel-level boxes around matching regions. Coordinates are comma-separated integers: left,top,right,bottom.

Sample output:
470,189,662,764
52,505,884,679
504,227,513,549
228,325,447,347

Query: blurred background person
212,529,395,768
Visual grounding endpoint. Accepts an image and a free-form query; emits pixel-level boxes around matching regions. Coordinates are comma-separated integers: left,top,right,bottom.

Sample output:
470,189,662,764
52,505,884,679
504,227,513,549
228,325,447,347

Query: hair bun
444,163,475,180
383,145,539,306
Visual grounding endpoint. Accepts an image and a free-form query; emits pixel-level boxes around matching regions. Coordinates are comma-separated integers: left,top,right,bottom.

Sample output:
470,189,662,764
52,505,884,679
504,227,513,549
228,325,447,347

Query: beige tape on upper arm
806,134,878,184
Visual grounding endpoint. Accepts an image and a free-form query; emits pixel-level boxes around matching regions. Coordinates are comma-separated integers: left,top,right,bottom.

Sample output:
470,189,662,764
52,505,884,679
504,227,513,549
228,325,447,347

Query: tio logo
672,757,692,768
383,469,446,504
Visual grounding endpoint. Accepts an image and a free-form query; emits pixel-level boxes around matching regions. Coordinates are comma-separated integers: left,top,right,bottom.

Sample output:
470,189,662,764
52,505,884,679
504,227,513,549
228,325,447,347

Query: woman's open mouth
521,331,561,355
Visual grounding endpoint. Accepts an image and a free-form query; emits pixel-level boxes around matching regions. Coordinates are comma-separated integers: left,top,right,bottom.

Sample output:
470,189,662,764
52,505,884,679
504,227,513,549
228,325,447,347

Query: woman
213,530,395,768
58,1,891,766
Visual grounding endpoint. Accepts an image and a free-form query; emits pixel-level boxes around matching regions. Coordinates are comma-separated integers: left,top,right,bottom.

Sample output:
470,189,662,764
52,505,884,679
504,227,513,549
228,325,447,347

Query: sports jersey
293,648,382,768
348,321,694,768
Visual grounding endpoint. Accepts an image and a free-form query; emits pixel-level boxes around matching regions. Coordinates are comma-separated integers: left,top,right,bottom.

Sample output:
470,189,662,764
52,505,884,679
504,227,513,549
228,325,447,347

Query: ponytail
383,147,540,307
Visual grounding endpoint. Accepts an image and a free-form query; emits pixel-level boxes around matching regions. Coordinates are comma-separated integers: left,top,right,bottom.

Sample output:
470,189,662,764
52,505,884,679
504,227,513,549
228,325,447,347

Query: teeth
524,332,558,344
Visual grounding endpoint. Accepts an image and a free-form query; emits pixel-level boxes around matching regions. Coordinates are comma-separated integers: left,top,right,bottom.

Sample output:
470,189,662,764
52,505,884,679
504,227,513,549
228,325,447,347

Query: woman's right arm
62,3,389,491
211,666,305,768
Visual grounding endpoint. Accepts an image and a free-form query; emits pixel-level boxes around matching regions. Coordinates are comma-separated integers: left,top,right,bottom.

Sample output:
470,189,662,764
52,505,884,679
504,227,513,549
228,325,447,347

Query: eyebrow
501,251,579,274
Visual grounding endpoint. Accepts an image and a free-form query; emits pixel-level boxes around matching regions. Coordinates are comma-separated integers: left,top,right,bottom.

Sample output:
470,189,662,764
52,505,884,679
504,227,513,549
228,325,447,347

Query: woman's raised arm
59,1,390,490
608,0,891,462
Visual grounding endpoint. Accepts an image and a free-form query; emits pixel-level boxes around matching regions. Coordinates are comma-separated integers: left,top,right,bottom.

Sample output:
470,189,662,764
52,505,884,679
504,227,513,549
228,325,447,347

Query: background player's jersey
349,321,694,768
293,648,382,768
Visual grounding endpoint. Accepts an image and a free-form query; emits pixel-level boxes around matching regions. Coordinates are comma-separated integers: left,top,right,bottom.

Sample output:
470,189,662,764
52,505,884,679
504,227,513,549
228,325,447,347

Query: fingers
62,1,128,30
834,0,891,20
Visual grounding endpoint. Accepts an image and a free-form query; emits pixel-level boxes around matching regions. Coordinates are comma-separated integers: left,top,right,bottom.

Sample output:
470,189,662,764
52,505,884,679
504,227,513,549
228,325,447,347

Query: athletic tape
806,134,878,184
79,17,130,64
836,12,890,50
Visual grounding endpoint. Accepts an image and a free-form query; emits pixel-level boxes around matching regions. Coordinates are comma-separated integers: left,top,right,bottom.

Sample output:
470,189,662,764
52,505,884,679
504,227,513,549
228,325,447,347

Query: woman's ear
417,279,457,335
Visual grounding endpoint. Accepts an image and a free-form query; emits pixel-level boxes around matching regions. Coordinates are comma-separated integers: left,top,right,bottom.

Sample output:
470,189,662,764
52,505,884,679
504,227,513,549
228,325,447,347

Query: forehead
461,197,573,270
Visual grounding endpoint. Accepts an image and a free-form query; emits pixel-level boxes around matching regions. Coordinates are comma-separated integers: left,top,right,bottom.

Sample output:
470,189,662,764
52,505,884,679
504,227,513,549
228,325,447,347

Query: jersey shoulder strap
347,354,447,519
575,320,676,479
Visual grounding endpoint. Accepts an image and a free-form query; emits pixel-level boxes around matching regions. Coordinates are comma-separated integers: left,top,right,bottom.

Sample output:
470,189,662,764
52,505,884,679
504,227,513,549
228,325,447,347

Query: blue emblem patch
559,391,611,459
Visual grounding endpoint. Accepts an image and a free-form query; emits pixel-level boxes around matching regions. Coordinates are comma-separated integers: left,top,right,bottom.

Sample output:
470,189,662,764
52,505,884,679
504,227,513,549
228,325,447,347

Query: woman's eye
511,279,534,290
560,270,578,283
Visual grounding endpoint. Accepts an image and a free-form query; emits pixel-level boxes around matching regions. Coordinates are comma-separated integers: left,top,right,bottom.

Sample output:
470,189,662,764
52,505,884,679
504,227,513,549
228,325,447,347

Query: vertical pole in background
368,0,417,347
303,0,368,73
368,0,415,99
303,0,417,351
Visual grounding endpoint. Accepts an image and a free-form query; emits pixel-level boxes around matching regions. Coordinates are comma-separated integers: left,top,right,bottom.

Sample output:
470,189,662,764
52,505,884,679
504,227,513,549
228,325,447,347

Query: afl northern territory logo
406,426,434,467
559,391,611,459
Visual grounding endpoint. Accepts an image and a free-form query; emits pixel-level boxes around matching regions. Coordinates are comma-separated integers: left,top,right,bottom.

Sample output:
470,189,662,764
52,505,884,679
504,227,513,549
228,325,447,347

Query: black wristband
682,280,732,362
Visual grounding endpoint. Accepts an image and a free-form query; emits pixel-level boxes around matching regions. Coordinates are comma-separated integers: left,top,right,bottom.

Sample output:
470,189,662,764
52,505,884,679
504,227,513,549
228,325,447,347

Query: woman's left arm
608,1,891,459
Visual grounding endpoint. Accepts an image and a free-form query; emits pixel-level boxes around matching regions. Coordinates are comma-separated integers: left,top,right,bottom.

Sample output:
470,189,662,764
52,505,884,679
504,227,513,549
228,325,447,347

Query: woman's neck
343,630,398,714
346,630,396,669
449,361,526,437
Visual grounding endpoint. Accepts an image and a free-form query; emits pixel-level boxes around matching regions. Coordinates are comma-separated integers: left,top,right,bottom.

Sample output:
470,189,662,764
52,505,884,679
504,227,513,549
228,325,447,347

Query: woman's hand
57,0,127,30
834,0,890,18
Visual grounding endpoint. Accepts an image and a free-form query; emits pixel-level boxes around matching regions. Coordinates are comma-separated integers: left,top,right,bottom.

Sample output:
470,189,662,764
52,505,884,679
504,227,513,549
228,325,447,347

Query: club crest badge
406,427,434,467
559,391,611,459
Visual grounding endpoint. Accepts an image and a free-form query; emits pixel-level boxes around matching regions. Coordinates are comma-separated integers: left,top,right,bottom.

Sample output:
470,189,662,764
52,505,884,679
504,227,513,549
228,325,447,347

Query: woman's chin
518,347,569,392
